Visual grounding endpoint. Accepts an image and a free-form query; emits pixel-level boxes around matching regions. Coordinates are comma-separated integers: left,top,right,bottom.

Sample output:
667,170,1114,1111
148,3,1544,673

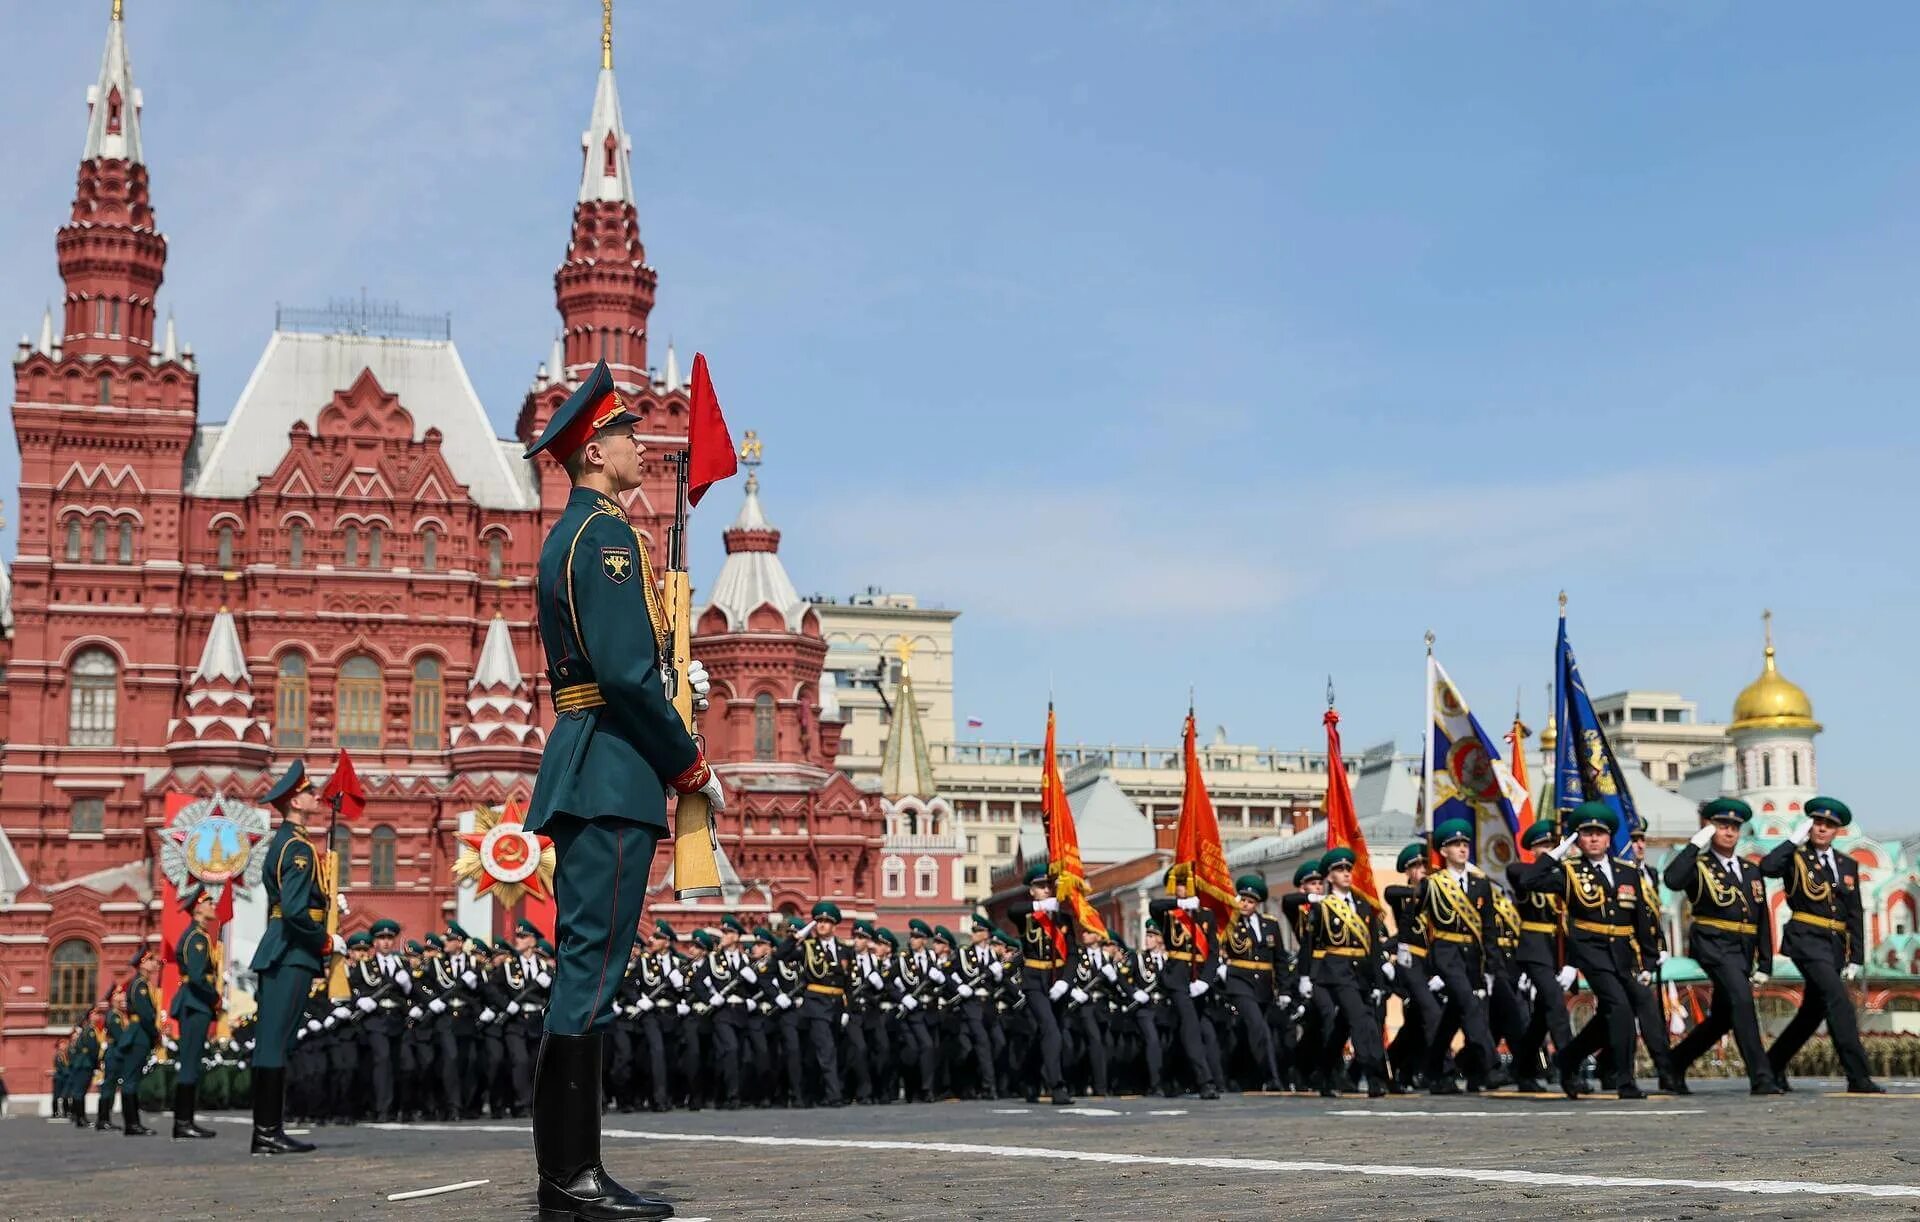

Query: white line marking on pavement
386,1179,489,1202
1056,1107,1123,1117
1147,1109,1190,1116
990,1108,1032,1115
1327,1109,1706,1119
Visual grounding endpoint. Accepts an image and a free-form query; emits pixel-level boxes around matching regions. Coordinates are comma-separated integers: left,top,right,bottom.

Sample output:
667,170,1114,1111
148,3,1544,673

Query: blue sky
4,3,1918,833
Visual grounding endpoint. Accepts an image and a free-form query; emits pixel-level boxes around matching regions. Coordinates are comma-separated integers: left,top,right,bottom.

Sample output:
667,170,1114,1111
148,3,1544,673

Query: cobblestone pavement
5,1079,1920,1220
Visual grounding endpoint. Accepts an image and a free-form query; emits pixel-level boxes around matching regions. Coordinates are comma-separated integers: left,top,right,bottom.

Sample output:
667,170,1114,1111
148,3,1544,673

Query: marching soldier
1148,867,1223,1099
897,920,940,1101
851,925,895,1104
1221,873,1285,1092
521,359,722,1217
1761,797,1883,1093
1517,802,1656,1099
1416,820,1498,1094
247,760,328,1154
1065,927,1112,1097
1009,864,1078,1105
1506,821,1574,1092
1615,827,1680,1093
635,922,679,1112
1385,842,1440,1092
1298,848,1388,1098
96,985,125,1131
776,901,853,1108
1280,860,1329,1091
1663,798,1780,1094
951,915,1001,1100
701,916,752,1109
169,891,221,1138
355,918,411,1121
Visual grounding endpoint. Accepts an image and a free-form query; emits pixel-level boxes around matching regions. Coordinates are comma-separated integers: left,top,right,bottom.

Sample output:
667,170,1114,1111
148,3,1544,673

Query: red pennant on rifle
320,748,367,821
687,352,738,507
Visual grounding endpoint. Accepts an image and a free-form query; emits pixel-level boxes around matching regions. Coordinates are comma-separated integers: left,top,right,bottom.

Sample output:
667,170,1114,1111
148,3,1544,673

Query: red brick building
0,7,883,1101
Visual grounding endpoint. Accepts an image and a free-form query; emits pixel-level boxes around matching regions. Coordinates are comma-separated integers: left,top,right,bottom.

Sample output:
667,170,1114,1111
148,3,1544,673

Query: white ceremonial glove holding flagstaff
1843,964,1863,982
1176,896,1199,912
1750,970,1769,986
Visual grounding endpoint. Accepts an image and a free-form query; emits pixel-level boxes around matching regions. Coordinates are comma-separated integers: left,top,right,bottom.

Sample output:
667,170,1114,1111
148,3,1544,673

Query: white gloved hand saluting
1176,896,1199,912
1690,824,1715,849
1556,966,1578,991
686,658,713,713
1549,833,1579,861
1187,980,1209,999
1791,819,1812,846
1048,980,1070,1002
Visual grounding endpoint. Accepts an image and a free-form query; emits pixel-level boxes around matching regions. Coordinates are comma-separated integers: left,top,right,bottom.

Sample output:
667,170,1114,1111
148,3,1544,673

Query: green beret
1520,819,1559,849
1700,797,1753,824
811,900,842,922
423,933,444,949
691,930,717,951
1292,860,1323,887
346,931,372,949
515,919,539,939
852,919,876,939
970,913,994,934
653,919,676,942
720,915,747,935
1433,819,1474,848
753,927,778,946
1806,797,1852,827
1321,846,1357,872
1396,842,1428,871
991,930,1017,949
370,918,401,938
404,939,422,955
1571,801,1618,834
1234,873,1268,902
876,928,900,949
908,919,933,938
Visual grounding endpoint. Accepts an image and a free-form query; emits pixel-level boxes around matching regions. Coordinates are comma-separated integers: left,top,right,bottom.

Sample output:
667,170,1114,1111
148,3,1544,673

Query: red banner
1173,711,1235,929
1323,707,1381,908
1506,715,1537,864
156,792,195,1019
1041,705,1107,938
687,353,739,507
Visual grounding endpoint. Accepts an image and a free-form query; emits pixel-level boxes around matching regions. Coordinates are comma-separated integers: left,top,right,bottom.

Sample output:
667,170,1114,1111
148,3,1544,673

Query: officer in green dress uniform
247,760,329,1154
119,948,162,1135
96,985,125,1131
522,360,723,1221
169,890,221,1138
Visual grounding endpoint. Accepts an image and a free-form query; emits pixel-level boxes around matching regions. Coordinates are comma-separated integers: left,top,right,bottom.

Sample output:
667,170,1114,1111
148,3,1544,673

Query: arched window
420,528,438,572
337,655,383,749
754,693,776,761
97,372,112,404
486,535,504,579
343,525,360,567
410,656,443,750
275,653,308,748
916,855,938,896
116,521,132,564
216,524,234,569
288,522,305,567
65,520,81,561
91,520,107,563
1762,754,1772,788
882,856,905,898
369,825,398,887
368,525,383,568
48,939,99,1027
68,647,118,746
331,823,353,887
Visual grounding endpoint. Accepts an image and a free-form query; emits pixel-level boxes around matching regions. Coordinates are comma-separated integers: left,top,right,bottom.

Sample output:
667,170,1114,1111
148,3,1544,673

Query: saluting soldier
1416,820,1498,1095
1221,873,1285,1092
1517,802,1657,1099
521,359,722,1220
776,901,853,1108
1280,860,1330,1092
1505,821,1574,1092
1148,867,1223,1100
169,890,221,1138
1761,797,1883,1093
1298,848,1389,1098
247,760,328,1154
1611,827,1680,1094
1662,798,1780,1094
1009,865,1076,1106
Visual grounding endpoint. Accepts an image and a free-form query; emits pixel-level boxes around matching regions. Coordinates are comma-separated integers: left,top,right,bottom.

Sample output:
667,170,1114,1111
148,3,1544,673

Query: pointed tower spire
708,443,807,631
167,607,270,760
36,306,53,356
580,0,635,207
878,639,937,799
84,0,144,166
451,614,545,756
549,333,566,386
664,341,680,392
159,310,177,362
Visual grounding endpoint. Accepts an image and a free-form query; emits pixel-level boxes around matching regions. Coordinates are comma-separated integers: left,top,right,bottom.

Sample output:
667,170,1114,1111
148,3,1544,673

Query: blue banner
1553,612,1639,855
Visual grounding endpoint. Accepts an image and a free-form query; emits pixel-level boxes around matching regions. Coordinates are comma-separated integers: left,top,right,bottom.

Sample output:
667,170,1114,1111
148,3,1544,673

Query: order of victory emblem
159,795,270,905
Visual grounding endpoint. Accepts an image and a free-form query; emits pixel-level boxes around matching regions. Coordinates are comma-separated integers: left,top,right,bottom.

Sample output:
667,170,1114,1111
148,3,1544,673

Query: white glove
1176,896,1199,911
1657,951,1670,966
1396,946,1412,969
675,1002,690,1016
331,934,348,956
928,968,946,984
774,992,793,1009
408,1005,424,1020
1518,974,1535,997
637,996,655,1012
506,1002,520,1015
1370,988,1385,1004
1791,819,1812,846
1035,898,1060,914
958,984,974,999
739,967,758,984
902,994,920,1011
429,998,446,1014
461,971,479,989
306,1020,322,1034
331,1006,351,1022
1382,962,1396,982
1297,979,1313,999
1636,971,1652,986
1427,974,1446,994
335,892,351,916
866,970,884,989
1480,973,1494,996
1070,987,1089,1005
1556,966,1578,991
1048,980,1069,1002
1132,989,1151,1005
356,997,377,1014
686,658,712,712
1549,834,1578,861
669,970,686,989
1101,964,1119,982
1215,962,1228,981
840,1012,850,1028
1842,964,1863,982
1277,993,1292,1008
988,962,1004,979
1187,980,1209,998
1307,892,1325,904
1750,970,1770,986
1690,824,1715,849
535,971,552,989
697,774,727,813
394,971,412,993
707,993,725,1009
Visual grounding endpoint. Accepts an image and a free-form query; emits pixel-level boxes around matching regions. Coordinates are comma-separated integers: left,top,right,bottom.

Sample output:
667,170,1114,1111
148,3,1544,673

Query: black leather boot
122,1091,155,1136
250,1067,315,1155
173,1083,216,1139
534,1033,675,1220
94,1090,115,1131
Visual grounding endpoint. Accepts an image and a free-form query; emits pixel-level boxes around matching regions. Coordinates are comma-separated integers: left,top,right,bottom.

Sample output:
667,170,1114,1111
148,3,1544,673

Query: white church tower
1731,611,1822,839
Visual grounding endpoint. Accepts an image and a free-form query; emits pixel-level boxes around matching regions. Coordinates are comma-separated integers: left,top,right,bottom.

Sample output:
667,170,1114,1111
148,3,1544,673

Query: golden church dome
1730,616,1820,733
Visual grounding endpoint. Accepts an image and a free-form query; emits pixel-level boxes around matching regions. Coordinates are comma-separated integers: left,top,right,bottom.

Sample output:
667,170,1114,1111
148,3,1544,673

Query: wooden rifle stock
664,563,721,899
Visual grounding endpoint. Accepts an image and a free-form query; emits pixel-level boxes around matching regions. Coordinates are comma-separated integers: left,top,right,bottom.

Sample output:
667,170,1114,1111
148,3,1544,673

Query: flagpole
1553,592,1567,836
1422,631,1436,838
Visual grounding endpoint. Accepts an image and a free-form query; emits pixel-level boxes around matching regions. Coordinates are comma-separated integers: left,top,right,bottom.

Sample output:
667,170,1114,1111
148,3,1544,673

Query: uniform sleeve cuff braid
670,756,712,794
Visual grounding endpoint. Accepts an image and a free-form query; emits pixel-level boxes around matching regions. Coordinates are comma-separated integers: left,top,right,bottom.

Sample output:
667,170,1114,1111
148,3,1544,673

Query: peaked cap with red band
524,359,643,462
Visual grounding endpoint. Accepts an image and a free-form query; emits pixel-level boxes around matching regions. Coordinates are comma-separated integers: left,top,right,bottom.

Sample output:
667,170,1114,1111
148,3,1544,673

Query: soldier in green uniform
170,890,221,1138
522,360,723,1220
119,948,162,1135
247,760,330,1154
95,984,126,1131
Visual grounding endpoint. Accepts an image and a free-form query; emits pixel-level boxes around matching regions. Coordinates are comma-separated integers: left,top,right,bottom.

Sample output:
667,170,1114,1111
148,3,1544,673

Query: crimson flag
1172,711,1235,929
687,353,738,507
1041,704,1107,938
320,749,367,821
1323,706,1381,908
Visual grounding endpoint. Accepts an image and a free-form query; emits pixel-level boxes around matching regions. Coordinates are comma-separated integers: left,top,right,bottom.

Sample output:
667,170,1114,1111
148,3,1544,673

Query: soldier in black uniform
354,917,410,1121
1613,828,1680,1093
1517,802,1657,1098
1148,867,1222,1099
896,920,940,1101
701,916,752,1109
1280,860,1331,1091
1128,926,1170,1096
1007,864,1076,1105
1505,821,1574,1092
951,914,1001,1100
1064,926,1112,1097
1220,874,1285,1092
1762,796,1883,1093
776,901,853,1107
439,926,483,1118
1298,848,1388,1097
1662,798,1780,1094
633,922,680,1112
1384,842,1440,1091
1417,820,1498,1094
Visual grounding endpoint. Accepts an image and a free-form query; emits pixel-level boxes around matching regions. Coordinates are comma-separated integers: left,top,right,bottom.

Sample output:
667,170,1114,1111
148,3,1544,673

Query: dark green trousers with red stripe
544,816,663,1035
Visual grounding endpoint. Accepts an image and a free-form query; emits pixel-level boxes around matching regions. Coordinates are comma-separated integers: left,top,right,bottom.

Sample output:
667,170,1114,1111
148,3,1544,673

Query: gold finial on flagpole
1424,629,1435,657
601,0,614,70
112,0,123,21
1558,589,1568,617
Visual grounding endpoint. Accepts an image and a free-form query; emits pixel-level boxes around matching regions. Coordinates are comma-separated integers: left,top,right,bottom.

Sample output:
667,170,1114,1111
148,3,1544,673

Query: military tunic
248,820,327,1069
1761,838,1875,1088
169,924,220,1086
1664,841,1776,1088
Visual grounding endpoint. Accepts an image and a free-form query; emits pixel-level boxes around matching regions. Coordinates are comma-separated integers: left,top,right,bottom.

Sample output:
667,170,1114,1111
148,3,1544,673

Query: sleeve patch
601,546,633,583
